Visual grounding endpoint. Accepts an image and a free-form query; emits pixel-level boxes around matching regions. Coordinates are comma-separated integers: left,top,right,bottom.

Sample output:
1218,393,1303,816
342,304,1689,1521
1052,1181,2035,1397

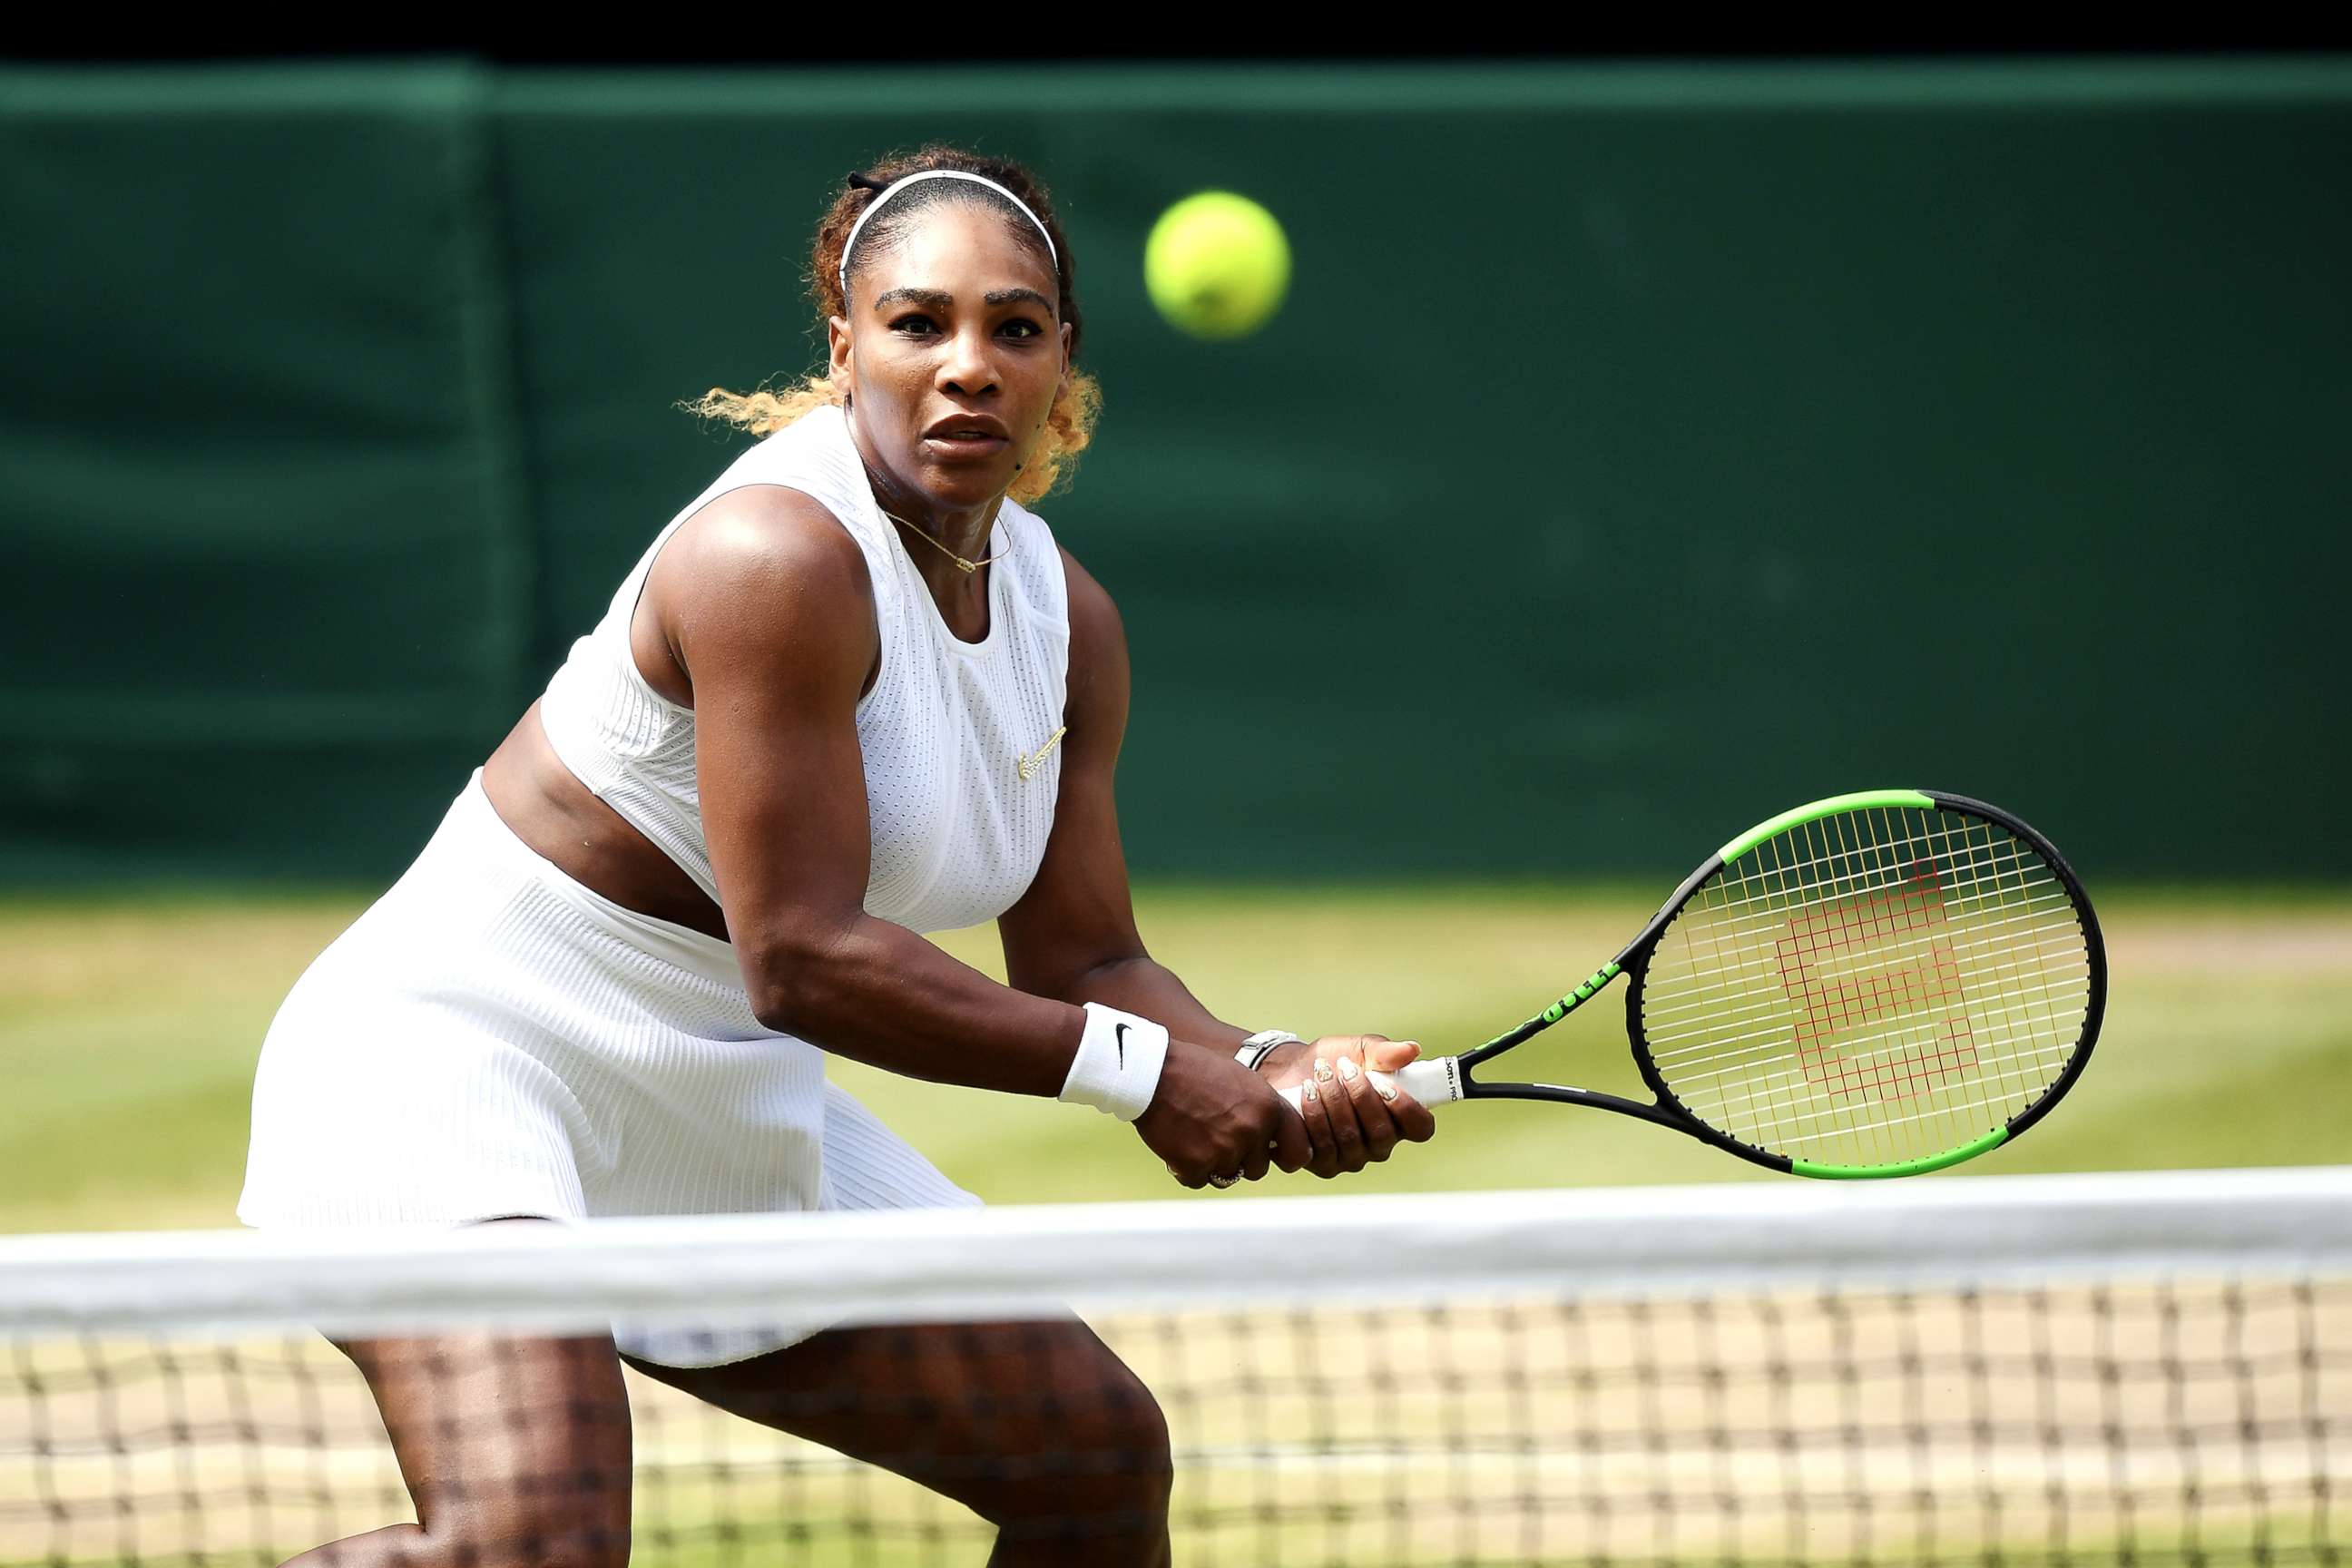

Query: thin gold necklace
882,509,1007,575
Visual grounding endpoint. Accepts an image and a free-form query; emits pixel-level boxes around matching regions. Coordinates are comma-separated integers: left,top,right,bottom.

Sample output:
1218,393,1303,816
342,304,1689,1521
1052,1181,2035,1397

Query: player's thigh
624,1317,1170,1519
340,1331,634,1561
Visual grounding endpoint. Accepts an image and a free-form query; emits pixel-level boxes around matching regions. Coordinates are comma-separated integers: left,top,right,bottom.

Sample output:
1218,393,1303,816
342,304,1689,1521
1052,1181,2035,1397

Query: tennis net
4,1167,2347,1566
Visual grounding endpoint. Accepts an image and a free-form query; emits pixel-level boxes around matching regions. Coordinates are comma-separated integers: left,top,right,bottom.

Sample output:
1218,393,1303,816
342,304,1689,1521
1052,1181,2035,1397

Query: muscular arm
676,488,1083,1095
996,551,1247,1046
999,549,1439,1179
673,492,1302,1186
1059,958,1244,1048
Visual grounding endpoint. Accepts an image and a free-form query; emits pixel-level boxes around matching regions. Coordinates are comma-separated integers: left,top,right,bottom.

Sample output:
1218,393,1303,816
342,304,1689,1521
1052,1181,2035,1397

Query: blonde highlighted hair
688,147,1102,506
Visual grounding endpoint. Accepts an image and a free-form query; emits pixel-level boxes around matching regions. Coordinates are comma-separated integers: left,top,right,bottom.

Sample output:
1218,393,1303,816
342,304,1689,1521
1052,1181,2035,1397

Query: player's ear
828,315,854,384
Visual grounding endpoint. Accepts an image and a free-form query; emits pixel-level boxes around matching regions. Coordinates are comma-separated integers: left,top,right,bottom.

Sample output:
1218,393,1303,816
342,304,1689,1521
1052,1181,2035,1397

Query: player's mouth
922,414,1011,457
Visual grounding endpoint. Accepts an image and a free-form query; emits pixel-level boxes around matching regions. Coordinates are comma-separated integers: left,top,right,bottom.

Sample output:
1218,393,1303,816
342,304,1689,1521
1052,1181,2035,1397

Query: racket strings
1651,818,2067,940
1678,1009,2082,1112
1646,828,2081,1051
1703,1061,2078,1143
1714,809,2084,1166
1726,808,2082,1164
1639,851,2081,1042
1653,966,2088,1092
1641,935,2091,1090
1653,973,2088,1082
1642,901,2083,1036
1639,806,2092,1169
1638,858,2073,965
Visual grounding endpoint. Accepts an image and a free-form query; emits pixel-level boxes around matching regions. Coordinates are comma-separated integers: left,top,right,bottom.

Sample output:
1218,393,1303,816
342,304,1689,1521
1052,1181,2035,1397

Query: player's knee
1087,1377,1174,1514
985,1358,1172,1530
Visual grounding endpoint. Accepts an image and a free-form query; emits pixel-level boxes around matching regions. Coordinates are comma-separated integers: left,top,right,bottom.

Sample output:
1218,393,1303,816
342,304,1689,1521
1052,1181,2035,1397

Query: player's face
832,204,1070,515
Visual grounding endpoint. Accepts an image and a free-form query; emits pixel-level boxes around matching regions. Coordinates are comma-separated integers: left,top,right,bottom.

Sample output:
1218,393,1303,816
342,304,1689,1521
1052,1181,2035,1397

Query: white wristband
1062,1004,1171,1122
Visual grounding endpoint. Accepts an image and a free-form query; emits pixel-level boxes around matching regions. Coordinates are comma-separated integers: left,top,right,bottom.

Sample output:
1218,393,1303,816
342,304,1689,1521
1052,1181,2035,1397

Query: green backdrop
4,62,2346,885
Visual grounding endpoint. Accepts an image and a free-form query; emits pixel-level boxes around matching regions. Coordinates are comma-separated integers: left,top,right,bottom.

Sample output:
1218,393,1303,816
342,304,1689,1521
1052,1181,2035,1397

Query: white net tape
4,1169,2345,1567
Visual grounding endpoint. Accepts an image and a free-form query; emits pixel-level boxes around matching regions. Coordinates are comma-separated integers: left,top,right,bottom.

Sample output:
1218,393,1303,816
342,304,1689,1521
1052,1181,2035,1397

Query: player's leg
618,1083,1171,1564
279,1332,634,1568
627,1317,1172,1567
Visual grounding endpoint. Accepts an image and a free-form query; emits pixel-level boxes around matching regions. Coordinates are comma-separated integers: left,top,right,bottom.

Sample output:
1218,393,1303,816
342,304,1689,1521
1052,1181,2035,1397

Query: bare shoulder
1059,545,1130,729
1059,545,1127,667
645,485,878,695
662,485,874,615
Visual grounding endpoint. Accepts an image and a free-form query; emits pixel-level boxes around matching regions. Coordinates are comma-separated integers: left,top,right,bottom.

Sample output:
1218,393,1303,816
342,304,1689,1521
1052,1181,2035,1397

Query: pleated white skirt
239,770,978,1365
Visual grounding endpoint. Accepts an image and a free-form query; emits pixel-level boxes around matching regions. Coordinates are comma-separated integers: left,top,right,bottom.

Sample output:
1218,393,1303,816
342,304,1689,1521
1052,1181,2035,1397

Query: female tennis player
240,147,1436,1567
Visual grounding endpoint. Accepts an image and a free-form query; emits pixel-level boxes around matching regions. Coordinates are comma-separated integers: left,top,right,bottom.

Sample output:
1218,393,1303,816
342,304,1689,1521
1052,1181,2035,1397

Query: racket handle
1278,1055,1465,1112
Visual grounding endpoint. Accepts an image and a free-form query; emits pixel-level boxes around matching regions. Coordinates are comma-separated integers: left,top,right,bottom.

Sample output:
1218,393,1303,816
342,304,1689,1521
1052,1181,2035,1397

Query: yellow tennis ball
1143,191,1291,340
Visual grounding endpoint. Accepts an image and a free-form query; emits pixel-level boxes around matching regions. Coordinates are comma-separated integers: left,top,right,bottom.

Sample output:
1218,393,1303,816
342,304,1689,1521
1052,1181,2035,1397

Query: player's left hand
1255,1035,1437,1178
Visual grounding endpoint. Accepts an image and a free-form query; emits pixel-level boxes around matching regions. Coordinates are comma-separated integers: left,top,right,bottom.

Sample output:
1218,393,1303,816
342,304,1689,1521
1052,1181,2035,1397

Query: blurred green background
1,61,2347,1232
5,61,2347,883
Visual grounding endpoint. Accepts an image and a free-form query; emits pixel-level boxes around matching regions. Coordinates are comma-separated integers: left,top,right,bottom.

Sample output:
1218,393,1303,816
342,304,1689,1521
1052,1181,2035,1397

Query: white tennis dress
240,407,1073,1360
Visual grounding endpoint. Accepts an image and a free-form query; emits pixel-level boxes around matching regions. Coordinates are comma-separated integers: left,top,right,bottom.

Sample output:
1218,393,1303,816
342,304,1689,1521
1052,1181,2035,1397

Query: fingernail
1313,1060,1335,1083
1301,1078,1318,1103
1337,1058,1360,1083
1375,1075,1398,1102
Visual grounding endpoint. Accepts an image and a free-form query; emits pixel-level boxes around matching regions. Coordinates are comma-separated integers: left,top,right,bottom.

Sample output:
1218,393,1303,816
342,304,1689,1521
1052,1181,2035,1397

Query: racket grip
1277,1055,1464,1112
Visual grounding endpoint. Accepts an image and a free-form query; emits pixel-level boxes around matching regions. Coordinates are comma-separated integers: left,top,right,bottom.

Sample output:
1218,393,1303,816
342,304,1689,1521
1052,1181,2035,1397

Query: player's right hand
1136,1040,1309,1189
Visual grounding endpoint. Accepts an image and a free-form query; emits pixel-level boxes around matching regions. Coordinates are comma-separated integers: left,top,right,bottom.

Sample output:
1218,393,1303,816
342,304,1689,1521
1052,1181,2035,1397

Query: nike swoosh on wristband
1113,1022,1130,1067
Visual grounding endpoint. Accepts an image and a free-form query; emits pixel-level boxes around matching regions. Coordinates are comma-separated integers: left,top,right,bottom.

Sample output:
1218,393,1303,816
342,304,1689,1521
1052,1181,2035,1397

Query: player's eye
889,314,938,336
999,318,1044,339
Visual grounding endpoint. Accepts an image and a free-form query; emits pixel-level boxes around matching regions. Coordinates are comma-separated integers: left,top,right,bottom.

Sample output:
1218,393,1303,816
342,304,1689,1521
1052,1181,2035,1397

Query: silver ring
1207,1172,1239,1190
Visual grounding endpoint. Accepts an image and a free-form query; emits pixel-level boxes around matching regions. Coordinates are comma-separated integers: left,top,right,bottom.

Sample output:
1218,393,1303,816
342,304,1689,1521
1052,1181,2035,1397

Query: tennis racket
1286,789,2103,1179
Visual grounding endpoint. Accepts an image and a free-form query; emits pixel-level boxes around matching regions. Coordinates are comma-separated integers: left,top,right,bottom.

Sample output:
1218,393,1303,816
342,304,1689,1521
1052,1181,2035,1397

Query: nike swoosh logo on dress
1018,725,1069,781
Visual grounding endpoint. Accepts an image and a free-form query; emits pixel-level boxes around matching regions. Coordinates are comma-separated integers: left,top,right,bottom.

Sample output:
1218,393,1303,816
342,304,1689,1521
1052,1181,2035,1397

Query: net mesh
1642,804,2096,1169
4,1168,2343,1567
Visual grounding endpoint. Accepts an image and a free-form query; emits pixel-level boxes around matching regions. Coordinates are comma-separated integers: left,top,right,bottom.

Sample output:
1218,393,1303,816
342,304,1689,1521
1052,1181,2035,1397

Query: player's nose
937,327,999,397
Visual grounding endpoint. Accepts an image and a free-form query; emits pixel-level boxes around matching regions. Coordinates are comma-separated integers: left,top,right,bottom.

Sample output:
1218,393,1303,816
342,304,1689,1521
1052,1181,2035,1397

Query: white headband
838,171,1060,303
